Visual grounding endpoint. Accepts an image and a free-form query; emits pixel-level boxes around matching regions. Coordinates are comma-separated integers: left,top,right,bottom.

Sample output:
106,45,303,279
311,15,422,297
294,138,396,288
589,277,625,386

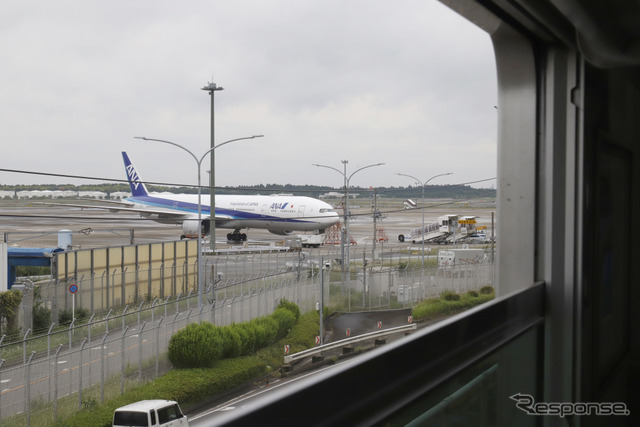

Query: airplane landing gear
227,230,247,242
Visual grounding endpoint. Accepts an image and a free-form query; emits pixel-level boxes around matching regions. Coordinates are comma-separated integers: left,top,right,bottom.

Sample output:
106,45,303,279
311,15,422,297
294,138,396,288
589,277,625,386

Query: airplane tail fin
122,152,149,197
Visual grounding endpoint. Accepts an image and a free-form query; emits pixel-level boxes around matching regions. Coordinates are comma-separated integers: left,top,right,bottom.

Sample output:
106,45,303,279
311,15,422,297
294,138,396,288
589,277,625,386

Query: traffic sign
315,336,320,345
345,328,351,337
377,321,382,329
68,284,78,294
284,345,290,354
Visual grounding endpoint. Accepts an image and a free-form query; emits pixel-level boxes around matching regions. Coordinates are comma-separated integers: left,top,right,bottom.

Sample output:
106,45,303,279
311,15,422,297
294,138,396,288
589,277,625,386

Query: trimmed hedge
168,299,301,368
412,290,494,321
168,322,224,368
440,290,461,301
63,357,267,427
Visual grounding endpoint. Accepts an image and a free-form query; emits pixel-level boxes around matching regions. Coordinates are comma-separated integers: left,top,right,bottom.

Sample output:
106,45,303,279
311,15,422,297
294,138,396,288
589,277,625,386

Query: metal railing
284,323,417,364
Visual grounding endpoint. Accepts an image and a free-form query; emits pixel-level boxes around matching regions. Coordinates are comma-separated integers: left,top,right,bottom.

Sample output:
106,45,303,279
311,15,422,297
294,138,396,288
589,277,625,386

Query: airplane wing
37,200,234,222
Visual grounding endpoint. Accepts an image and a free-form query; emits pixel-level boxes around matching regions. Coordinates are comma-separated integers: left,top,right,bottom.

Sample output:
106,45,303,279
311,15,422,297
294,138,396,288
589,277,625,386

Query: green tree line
1,183,495,199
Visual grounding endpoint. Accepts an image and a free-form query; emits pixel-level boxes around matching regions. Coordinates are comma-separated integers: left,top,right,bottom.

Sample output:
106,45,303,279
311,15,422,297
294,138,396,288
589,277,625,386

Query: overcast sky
1,0,497,191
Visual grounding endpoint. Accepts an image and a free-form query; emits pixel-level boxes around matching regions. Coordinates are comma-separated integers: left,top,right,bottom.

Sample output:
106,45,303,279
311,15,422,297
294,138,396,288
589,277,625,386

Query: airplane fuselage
125,193,339,235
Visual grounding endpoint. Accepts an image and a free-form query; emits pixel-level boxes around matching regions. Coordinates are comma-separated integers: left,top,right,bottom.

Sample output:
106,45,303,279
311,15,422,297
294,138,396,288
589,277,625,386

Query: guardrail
284,323,417,364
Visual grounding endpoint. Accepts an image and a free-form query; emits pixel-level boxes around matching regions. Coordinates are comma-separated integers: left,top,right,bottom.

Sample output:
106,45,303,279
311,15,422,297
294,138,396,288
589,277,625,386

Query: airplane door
261,204,268,217
297,205,306,218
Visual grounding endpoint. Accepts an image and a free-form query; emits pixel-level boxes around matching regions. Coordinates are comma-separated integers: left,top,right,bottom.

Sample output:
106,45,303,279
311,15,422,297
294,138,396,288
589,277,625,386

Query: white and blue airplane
119,152,339,241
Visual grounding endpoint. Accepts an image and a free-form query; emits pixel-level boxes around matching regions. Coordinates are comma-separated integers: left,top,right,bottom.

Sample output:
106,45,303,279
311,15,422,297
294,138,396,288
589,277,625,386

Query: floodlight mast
395,172,453,282
313,161,385,294
202,82,224,252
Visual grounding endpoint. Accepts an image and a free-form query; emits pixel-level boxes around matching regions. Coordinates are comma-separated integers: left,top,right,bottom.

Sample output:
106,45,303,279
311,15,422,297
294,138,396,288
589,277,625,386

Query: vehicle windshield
113,410,148,426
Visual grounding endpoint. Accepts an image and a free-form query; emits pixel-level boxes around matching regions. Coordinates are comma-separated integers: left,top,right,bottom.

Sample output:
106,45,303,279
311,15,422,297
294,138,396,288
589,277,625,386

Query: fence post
54,344,63,425
87,313,95,346
172,312,179,336
137,301,144,331
68,319,76,351
100,332,109,403
187,290,193,311
122,305,129,332
25,351,35,425
155,317,164,379
78,337,88,410
209,301,215,324
45,323,55,401
151,298,158,326
0,359,4,419
0,334,4,360
105,309,113,335
91,271,96,313
175,293,182,315
138,322,147,382
100,271,106,312
22,328,31,365
121,326,129,394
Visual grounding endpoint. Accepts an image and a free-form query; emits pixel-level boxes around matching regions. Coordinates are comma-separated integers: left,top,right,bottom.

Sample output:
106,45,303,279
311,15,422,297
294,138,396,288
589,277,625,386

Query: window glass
113,411,149,427
158,404,180,423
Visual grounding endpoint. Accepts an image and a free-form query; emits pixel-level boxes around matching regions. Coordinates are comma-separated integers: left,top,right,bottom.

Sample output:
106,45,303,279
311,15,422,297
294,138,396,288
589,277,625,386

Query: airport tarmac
0,198,496,250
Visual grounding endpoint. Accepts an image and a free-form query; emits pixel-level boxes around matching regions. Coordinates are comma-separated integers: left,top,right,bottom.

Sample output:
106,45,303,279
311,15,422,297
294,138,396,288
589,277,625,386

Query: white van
113,400,188,427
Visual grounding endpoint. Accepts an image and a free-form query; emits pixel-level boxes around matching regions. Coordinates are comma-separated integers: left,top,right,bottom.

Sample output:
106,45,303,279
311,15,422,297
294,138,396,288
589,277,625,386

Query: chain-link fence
0,245,494,425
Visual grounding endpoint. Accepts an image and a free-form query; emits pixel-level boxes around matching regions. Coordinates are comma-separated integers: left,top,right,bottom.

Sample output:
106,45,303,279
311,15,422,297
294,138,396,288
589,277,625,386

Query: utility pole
372,188,378,255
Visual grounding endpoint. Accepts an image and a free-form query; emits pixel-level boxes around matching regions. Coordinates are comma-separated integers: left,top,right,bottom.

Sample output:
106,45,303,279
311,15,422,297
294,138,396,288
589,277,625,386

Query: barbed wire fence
0,245,494,425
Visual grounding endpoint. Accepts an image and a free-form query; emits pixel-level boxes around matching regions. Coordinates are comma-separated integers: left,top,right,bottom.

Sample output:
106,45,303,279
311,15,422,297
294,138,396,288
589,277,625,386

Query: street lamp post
395,172,452,279
313,161,385,291
201,82,224,252
135,135,263,309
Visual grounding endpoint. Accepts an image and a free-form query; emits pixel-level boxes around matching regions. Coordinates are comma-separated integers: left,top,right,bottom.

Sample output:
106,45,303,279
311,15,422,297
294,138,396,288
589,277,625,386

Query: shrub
237,323,258,354
234,324,253,356
467,290,479,298
0,289,23,334
32,305,51,332
480,286,495,295
277,298,300,320
58,308,73,325
272,307,297,338
250,317,279,348
58,307,90,325
76,307,90,321
441,290,461,301
218,325,243,358
168,323,223,368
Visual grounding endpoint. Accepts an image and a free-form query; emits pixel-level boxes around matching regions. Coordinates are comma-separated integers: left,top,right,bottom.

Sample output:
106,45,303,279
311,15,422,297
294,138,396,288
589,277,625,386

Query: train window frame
207,0,583,424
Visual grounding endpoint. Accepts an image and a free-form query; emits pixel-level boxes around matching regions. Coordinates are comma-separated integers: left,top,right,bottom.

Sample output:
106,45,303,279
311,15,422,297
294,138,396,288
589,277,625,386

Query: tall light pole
313,161,385,289
135,134,263,309
395,172,452,277
202,82,224,252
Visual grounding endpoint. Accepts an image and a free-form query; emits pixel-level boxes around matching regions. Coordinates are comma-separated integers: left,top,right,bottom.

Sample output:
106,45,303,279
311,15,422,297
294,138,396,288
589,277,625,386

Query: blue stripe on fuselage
126,196,310,223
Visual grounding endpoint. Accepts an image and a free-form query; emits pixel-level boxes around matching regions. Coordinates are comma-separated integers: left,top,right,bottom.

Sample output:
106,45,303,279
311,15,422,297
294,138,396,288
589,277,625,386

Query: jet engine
181,218,210,239
268,229,293,236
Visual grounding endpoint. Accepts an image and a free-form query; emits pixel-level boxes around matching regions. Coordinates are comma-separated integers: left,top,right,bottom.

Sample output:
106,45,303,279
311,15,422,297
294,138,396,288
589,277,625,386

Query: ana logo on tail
125,164,141,191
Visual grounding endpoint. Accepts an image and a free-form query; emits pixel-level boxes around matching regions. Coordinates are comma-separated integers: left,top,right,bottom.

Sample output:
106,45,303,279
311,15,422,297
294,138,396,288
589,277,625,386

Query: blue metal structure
6,247,62,289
